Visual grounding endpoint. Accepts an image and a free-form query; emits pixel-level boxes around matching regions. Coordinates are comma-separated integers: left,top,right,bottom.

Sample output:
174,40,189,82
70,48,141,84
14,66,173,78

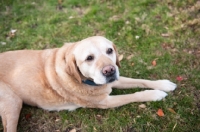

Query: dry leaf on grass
151,58,158,66
161,33,170,37
9,29,17,38
25,113,32,120
139,104,146,108
176,76,183,81
69,128,76,132
135,35,140,39
126,54,134,60
58,0,62,4
157,109,164,117
118,54,124,62
168,108,176,114
151,60,156,66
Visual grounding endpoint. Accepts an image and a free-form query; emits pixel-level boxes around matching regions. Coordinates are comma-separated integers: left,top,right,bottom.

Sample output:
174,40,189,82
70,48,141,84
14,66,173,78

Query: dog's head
65,36,120,85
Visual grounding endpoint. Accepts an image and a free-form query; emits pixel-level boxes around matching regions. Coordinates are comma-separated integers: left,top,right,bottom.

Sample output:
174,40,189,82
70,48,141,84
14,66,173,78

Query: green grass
0,0,200,131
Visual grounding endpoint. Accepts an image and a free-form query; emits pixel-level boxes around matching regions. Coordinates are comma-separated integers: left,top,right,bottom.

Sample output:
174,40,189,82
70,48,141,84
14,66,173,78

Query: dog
0,36,176,132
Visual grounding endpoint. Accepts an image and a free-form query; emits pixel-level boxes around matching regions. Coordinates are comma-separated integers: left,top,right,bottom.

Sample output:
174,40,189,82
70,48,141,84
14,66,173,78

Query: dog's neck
79,70,102,86
82,79,101,86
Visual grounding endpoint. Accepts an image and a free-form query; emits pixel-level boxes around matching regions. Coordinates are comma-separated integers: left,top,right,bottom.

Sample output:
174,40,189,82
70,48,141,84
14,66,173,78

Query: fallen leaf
126,54,134,60
55,117,60,122
157,109,164,117
161,33,170,37
151,60,156,66
109,15,120,21
11,29,17,34
125,20,130,24
93,127,97,131
96,114,101,118
58,0,62,4
118,54,123,62
136,115,141,118
69,16,74,19
9,29,17,38
162,43,172,49
139,104,146,109
96,114,102,120
69,129,76,132
168,108,176,114
25,113,32,120
135,35,140,39
176,76,183,81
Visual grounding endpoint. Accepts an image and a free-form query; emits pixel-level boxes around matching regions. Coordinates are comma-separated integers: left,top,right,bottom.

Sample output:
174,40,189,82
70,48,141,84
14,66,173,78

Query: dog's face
71,36,120,85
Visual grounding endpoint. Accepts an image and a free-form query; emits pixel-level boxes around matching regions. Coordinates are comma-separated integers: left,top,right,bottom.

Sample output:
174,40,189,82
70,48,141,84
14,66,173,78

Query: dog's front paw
154,80,177,92
142,90,168,101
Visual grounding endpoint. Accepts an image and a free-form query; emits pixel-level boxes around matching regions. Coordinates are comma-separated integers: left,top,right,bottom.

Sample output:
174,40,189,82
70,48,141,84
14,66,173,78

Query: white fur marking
43,103,80,111
154,80,177,92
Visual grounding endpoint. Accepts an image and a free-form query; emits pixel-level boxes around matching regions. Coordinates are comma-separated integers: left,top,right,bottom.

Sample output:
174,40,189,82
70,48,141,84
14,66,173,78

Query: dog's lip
106,75,117,83
107,78,116,83
81,72,118,85
84,76,117,85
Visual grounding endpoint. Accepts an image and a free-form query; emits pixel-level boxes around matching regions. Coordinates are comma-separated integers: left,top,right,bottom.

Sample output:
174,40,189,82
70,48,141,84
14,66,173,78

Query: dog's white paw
154,80,177,92
141,90,168,101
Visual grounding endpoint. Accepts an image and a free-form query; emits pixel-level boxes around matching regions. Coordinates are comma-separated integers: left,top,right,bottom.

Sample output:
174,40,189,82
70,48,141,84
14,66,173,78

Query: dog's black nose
102,65,116,77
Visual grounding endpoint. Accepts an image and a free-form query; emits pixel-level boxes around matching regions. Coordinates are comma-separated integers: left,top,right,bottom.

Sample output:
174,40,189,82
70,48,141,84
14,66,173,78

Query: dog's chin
106,76,117,83
93,75,117,85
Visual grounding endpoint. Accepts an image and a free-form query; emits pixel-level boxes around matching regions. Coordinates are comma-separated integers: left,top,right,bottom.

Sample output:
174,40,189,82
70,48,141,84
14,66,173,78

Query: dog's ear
65,54,82,83
113,44,121,68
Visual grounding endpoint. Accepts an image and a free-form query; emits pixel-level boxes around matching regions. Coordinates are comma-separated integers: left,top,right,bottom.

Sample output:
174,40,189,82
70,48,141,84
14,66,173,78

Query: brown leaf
69,129,76,132
25,113,32,120
162,43,171,49
55,117,60,122
161,33,170,37
139,104,146,109
126,54,134,60
118,54,123,62
151,60,156,66
96,114,102,120
58,0,62,4
168,108,176,114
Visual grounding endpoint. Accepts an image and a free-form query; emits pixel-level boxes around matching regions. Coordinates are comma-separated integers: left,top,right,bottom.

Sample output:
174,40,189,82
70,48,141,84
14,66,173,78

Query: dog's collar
82,79,101,86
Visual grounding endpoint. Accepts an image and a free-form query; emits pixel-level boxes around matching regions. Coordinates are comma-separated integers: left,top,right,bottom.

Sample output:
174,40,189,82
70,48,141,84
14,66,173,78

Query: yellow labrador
0,36,176,132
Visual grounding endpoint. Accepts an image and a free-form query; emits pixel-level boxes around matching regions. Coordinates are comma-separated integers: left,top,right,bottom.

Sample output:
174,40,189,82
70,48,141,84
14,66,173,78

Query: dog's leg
98,90,167,109
110,76,177,92
0,83,22,132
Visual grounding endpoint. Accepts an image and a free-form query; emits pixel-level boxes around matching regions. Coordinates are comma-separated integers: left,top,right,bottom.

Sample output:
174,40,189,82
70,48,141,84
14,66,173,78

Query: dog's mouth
106,75,117,83
79,66,118,86
82,75,117,86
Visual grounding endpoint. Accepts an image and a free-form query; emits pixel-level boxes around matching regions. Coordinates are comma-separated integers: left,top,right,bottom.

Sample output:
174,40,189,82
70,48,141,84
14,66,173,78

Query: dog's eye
86,55,94,61
106,48,113,54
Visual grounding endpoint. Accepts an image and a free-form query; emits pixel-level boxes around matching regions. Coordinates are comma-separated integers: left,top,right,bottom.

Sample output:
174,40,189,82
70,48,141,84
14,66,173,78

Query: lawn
0,0,200,131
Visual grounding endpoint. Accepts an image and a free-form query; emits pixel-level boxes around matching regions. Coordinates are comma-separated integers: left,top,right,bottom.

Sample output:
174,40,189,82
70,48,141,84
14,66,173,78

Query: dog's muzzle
102,65,117,83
